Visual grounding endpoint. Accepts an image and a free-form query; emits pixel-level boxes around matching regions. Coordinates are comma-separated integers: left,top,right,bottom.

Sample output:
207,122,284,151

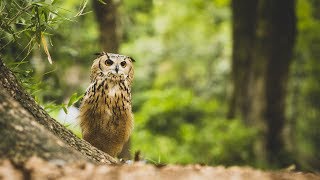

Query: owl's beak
115,65,119,73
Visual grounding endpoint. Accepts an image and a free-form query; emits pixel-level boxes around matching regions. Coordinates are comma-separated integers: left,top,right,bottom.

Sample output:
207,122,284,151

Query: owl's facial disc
95,53,132,81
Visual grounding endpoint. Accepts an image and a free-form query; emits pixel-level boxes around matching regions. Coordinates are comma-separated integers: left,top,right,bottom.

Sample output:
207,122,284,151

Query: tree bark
248,0,296,166
0,58,116,164
0,87,86,164
228,0,258,121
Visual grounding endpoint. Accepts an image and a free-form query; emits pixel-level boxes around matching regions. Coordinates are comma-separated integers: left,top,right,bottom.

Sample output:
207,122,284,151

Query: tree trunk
230,0,296,167
0,58,116,164
0,87,86,164
92,0,120,52
248,0,296,166
228,0,258,122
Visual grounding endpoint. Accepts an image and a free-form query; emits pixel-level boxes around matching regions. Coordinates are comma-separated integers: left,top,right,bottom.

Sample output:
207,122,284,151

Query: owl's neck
83,77,131,110
89,76,131,95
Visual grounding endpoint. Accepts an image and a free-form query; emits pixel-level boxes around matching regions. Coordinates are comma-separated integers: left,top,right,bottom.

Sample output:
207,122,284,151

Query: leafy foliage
132,88,256,165
287,0,320,170
1,0,61,62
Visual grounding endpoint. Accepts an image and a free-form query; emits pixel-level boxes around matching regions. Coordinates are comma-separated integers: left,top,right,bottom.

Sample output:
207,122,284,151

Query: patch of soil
0,157,319,180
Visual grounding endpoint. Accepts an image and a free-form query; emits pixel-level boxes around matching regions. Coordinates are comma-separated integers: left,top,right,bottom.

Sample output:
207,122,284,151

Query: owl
79,52,135,157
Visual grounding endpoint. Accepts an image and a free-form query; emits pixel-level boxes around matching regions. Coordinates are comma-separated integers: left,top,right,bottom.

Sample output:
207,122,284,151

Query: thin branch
6,4,33,26
75,0,89,17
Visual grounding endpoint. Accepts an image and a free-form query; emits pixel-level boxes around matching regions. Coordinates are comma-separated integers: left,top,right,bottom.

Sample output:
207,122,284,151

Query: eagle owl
79,52,134,157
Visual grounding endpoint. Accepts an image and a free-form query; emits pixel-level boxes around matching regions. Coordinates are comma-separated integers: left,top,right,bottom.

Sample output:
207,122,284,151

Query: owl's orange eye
105,59,113,66
120,61,127,67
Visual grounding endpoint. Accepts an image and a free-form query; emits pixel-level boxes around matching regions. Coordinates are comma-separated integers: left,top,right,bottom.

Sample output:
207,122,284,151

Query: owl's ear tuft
94,51,106,57
128,56,136,62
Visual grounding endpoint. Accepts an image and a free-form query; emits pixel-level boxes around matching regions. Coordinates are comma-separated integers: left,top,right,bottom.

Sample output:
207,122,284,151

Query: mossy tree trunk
228,0,258,122
230,0,296,167
0,58,116,164
250,0,296,166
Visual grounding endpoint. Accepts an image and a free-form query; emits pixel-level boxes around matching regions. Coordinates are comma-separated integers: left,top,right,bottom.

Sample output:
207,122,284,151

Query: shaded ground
0,157,319,180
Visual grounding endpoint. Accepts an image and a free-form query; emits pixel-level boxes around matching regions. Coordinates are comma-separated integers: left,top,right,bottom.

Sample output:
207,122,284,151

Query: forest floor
0,157,319,180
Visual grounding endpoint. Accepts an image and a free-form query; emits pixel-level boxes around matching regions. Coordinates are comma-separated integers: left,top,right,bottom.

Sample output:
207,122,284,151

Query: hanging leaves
41,32,52,64
0,0,81,64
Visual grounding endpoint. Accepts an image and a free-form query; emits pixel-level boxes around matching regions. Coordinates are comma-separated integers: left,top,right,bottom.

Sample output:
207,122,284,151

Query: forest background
0,0,319,172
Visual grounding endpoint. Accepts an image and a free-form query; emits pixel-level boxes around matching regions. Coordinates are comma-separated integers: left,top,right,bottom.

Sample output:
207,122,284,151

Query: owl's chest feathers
82,78,132,126
80,80,132,138
88,79,131,109
80,77,133,141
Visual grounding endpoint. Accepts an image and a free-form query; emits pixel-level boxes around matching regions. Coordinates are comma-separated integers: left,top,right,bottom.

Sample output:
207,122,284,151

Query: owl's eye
105,59,113,66
120,61,127,67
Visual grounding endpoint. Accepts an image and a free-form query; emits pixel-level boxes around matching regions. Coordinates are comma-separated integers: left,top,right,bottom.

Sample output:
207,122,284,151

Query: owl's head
90,52,135,83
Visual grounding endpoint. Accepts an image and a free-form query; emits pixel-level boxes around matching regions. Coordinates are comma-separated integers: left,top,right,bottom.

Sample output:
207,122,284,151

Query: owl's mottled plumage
79,52,134,157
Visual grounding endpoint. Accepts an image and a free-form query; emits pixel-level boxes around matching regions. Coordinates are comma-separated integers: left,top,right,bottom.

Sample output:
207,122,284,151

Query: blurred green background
1,0,319,171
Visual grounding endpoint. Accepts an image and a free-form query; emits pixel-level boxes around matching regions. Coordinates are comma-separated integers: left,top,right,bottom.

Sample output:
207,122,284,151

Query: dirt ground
0,157,319,180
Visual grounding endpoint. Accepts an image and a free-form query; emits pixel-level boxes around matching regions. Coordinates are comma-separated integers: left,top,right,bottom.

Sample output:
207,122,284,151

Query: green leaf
62,106,68,114
67,93,83,107
98,0,107,5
